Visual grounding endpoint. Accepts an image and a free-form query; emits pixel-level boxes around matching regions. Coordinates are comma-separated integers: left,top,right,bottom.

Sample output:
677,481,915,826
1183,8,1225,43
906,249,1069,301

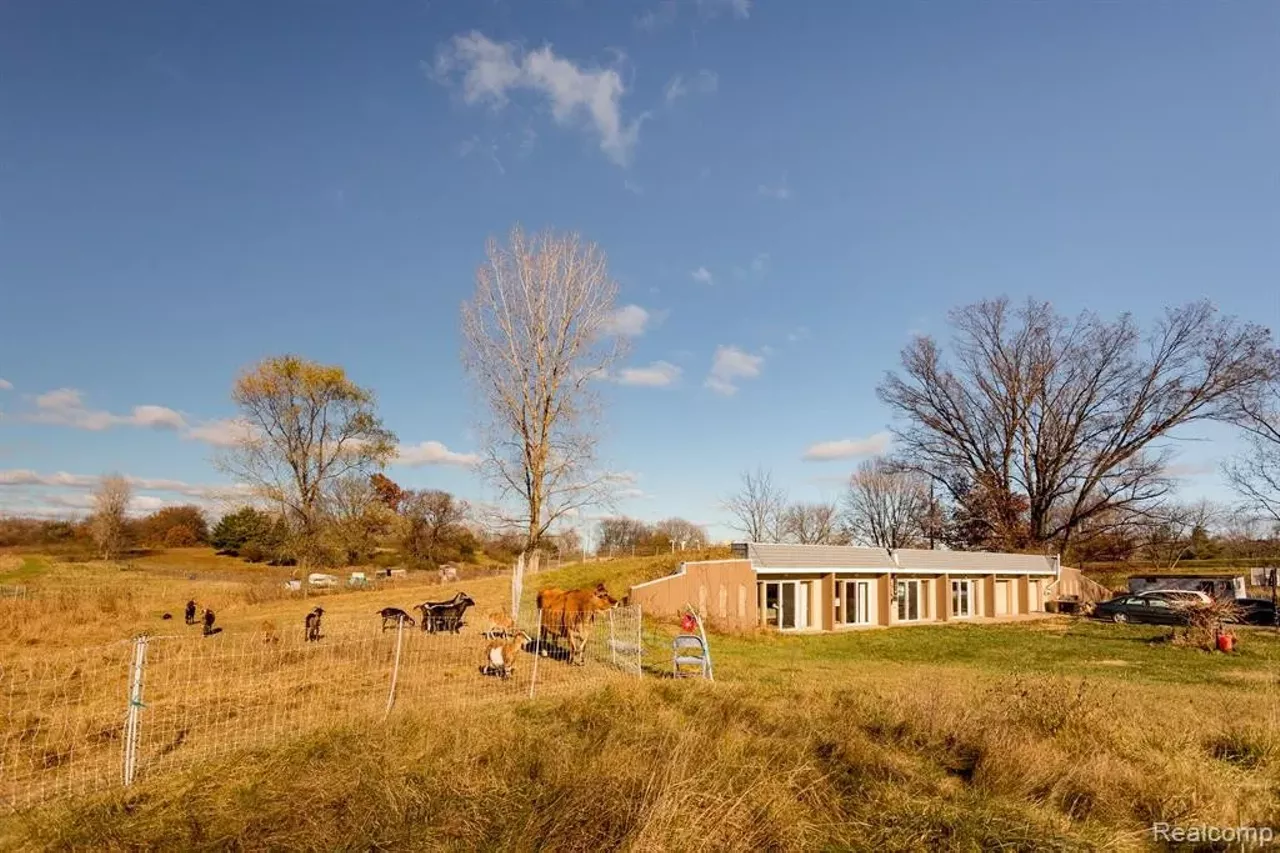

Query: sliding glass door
951,579,975,618
895,579,922,622
837,580,872,625
760,581,810,630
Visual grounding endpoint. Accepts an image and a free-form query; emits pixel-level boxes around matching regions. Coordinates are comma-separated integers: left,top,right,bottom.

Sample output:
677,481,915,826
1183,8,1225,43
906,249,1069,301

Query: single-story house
628,542,1062,631
1126,574,1247,601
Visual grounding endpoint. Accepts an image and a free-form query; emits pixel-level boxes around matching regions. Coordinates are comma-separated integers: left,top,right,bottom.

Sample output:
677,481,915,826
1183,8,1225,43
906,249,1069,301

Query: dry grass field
1,547,1279,851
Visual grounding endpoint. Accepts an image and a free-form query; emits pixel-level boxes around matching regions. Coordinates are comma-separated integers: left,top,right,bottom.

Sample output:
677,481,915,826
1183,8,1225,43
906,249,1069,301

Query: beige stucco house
628,542,1061,631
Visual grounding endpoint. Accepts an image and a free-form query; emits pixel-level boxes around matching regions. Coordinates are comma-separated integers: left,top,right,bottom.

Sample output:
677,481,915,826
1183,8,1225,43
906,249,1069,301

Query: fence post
122,635,149,787
635,605,643,678
528,608,542,700
608,609,617,668
384,616,405,719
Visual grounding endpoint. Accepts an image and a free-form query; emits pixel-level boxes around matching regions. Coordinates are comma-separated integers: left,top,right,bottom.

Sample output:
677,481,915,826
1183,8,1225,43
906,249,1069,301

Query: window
895,579,922,622
951,579,974,617
760,581,810,630
837,580,872,625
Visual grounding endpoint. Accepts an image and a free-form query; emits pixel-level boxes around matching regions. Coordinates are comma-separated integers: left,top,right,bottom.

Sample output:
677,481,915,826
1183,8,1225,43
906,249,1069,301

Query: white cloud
664,69,718,104
787,326,811,343
704,345,764,395
602,304,651,337
614,361,682,387
802,432,892,462
750,253,769,274
396,441,481,467
433,32,642,167
757,174,792,200
634,1,679,30
0,378,12,391
698,0,751,19
623,179,644,195
0,468,255,519
23,388,187,431
184,418,257,448
691,266,713,285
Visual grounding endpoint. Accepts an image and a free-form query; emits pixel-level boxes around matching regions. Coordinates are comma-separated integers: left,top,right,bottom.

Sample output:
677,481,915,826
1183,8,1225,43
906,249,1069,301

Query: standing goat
304,606,325,642
481,630,533,680
377,607,416,632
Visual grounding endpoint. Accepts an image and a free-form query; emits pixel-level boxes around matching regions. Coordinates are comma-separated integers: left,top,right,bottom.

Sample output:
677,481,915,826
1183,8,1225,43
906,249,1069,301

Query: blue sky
1,1,1278,539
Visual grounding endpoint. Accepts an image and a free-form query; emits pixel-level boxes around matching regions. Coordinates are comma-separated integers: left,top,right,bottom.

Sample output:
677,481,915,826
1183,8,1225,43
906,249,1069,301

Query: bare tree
90,473,132,560
653,517,708,549
723,467,787,542
1137,499,1221,569
220,355,397,564
323,474,393,565
1226,382,1280,525
842,459,929,549
462,227,625,576
878,298,1276,553
400,490,470,566
781,501,846,544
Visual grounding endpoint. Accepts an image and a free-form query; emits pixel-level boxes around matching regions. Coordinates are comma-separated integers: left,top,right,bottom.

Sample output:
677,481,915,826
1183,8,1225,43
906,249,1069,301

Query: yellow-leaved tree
219,355,397,565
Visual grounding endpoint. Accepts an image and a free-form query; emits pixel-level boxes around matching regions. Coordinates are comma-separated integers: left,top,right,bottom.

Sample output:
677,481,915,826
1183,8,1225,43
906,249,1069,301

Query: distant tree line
594,516,708,554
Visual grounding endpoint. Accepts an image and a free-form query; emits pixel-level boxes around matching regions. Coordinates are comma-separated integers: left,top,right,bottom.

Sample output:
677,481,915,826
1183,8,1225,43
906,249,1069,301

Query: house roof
740,542,1058,575
745,542,896,571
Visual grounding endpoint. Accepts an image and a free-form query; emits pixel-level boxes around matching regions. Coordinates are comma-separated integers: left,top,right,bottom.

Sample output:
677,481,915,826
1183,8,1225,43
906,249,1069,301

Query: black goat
377,607,416,632
305,607,324,642
413,593,476,634
185,599,197,625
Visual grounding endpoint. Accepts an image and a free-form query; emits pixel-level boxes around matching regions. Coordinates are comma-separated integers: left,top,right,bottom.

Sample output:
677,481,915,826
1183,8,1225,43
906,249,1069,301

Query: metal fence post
608,609,617,668
384,617,405,719
528,608,542,699
635,605,643,678
122,635,149,787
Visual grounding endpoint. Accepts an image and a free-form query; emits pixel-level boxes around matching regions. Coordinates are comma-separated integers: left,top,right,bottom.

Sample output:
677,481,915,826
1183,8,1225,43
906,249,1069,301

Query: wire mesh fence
0,604,644,811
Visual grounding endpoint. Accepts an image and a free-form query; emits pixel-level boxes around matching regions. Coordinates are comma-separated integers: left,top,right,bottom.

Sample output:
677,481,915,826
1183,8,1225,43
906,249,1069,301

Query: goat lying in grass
378,607,416,631
481,630,533,680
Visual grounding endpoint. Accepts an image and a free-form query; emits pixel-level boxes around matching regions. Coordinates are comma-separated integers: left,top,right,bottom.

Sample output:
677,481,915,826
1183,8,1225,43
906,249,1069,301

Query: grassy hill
2,547,1279,850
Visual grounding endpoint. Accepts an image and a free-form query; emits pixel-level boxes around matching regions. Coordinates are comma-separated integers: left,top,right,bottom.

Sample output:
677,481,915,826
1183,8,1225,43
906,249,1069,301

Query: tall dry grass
7,675,1278,852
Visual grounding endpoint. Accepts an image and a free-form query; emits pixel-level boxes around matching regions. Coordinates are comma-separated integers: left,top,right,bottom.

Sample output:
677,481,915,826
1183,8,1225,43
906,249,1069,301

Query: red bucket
1216,632,1235,653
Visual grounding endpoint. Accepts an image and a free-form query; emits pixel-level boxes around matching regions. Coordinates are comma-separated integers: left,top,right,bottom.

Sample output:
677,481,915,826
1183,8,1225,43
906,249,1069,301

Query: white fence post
384,616,405,719
608,609,617,668
635,605,644,678
122,635,149,787
528,608,542,700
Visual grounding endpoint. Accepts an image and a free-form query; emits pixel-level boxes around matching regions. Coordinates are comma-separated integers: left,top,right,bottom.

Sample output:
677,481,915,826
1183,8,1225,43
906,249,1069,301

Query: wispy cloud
432,32,643,167
636,0,749,30
0,379,12,391
613,361,682,387
0,466,253,504
802,432,892,462
184,418,257,448
602,304,652,337
705,345,764,395
757,175,792,200
691,266,713,285
664,70,719,104
23,389,186,431
698,0,751,19
396,441,480,467
786,326,811,343
623,179,644,196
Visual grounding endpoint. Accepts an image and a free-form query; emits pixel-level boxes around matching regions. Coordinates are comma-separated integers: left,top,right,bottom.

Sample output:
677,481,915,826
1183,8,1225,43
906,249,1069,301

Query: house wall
628,559,759,629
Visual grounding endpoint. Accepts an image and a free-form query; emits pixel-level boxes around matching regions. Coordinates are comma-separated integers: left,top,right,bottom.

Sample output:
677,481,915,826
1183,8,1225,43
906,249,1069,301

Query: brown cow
536,583,617,665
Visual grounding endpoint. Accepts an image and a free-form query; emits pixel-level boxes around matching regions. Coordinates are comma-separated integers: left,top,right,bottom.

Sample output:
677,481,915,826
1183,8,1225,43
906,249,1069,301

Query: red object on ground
681,613,697,633
1217,632,1235,653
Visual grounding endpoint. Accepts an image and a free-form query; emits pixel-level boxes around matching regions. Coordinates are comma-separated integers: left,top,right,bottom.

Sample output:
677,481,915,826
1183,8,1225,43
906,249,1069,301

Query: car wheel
1112,612,1128,624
